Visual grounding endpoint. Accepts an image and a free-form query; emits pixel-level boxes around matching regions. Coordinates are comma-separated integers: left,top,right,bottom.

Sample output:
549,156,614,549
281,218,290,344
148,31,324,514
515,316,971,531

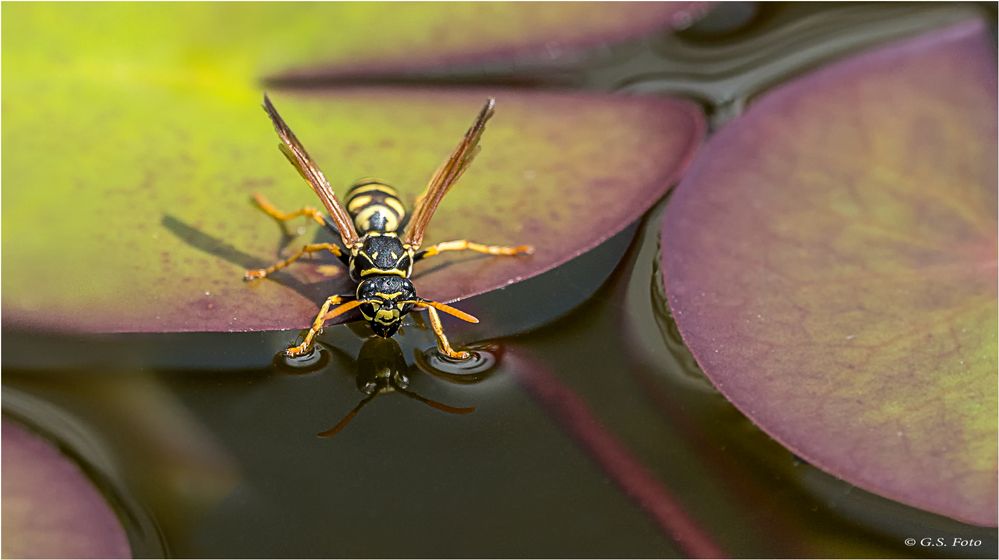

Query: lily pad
2,3,705,334
1,419,131,558
271,2,713,80
660,21,996,526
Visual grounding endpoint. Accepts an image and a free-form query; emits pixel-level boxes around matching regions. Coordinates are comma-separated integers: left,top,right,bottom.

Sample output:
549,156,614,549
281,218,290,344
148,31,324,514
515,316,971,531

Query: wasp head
356,276,417,338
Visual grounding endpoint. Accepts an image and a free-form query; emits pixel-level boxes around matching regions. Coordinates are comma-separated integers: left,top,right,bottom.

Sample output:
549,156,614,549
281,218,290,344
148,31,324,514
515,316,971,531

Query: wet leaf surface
1,419,131,558
660,21,997,526
1,4,705,333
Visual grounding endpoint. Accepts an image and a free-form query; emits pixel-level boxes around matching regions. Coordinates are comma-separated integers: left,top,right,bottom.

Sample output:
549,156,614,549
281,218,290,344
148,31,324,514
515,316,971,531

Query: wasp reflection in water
319,337,476,438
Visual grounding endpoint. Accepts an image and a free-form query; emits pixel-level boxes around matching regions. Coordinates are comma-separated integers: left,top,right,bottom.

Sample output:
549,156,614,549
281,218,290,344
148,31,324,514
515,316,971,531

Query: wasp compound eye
359,302,376,321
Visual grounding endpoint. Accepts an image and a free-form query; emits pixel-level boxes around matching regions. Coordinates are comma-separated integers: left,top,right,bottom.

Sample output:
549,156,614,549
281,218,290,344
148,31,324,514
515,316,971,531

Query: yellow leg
417,239,534,261
423,305,470,360
286,295,350,357
245,243,342,280
252,193,326,226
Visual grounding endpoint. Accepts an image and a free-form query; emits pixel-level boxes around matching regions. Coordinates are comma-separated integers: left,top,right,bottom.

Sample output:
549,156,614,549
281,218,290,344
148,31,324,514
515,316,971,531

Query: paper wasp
246,95,533,359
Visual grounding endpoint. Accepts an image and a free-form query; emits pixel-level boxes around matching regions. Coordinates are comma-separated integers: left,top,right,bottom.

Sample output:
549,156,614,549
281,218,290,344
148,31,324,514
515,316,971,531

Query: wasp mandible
245,96,533,359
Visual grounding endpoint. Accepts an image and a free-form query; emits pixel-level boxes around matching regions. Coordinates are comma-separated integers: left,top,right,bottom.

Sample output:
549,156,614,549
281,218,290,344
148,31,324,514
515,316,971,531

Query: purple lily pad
1,419,131,558
661,21,997,526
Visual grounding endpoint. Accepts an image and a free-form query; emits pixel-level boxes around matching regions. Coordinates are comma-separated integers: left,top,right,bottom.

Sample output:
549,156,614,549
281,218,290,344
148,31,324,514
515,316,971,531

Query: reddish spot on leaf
661,22,997,526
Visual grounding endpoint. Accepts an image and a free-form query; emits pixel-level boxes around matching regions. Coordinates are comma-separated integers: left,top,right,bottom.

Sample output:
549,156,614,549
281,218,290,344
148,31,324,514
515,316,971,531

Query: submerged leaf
1,4,705,334
660,22,996,526
506,348,724,558
1,420,131,558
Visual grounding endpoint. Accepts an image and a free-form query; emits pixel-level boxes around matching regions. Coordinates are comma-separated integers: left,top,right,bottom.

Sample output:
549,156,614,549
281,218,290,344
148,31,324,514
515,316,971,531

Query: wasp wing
262,95,360,247
403,98,496,249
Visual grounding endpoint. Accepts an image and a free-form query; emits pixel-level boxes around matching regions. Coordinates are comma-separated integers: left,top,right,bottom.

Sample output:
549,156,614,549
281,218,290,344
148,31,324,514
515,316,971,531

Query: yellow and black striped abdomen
345,180,408,234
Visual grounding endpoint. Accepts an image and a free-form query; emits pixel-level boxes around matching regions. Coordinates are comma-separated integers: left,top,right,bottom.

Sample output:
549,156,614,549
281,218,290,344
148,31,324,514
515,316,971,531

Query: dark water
4,3,999,558
4,202,997,558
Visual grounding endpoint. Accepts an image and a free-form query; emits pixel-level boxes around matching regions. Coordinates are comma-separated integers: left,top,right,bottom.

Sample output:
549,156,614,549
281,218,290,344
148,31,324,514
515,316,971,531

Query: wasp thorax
348,233,414,282
356,276,417,338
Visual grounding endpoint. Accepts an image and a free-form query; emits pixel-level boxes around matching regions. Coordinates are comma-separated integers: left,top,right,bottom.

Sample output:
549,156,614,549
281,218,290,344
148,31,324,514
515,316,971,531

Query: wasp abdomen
345,180,407,234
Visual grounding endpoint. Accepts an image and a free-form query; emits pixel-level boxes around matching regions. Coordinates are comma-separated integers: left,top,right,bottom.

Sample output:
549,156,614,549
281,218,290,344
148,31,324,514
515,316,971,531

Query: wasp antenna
318,392,378,438
417,299,479,324
394,384,476,415
321,299,366,322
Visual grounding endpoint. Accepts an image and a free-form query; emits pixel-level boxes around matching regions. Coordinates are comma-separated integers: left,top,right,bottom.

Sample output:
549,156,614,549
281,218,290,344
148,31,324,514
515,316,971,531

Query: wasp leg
286,294,355,357
252,193,327,226
414,239,534,262
422,305,470,360
245,243,343,280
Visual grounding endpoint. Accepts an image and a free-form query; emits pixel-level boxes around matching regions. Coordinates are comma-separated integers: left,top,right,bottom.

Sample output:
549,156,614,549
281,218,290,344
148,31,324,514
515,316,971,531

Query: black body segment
355,276,417,338
345,179,408,234
348,232,414,282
